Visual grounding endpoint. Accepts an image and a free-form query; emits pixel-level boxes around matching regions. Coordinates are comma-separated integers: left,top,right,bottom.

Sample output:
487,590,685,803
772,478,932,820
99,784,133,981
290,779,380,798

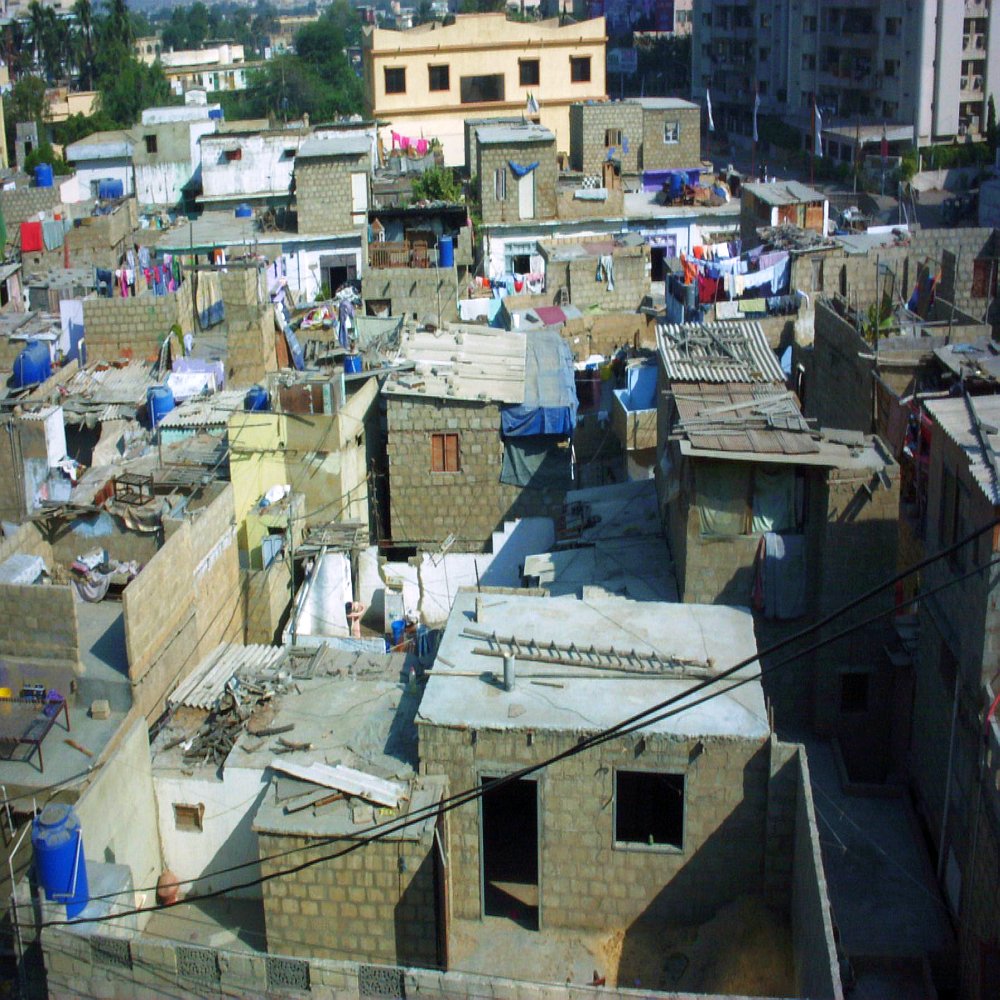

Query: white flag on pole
706,89,715,133
752,91,760,142
814,103,823,158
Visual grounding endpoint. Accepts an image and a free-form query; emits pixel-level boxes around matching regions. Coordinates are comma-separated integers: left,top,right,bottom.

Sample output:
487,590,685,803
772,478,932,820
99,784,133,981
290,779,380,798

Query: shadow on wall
613,756,775,991
393,844,442,969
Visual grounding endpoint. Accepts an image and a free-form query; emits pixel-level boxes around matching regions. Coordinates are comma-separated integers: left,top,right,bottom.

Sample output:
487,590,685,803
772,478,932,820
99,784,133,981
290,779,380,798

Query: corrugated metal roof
657,320,785,384
169,642,287,710
383,325,527,404
672,382,819,456
925,395,1000,505
158,389,246,428
24,360,155,407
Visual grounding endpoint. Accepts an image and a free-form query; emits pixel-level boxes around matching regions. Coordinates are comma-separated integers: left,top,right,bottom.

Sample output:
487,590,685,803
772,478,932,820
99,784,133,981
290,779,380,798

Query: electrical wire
38,520,1000,925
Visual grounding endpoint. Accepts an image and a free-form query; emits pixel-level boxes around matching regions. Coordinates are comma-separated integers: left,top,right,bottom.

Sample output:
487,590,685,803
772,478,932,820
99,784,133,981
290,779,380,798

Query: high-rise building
691,0,1000,146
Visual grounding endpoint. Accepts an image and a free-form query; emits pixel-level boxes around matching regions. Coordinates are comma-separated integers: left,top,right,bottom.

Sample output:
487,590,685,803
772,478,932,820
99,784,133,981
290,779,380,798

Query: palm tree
106,0,133,48
73,0,95,89
27,1,46,72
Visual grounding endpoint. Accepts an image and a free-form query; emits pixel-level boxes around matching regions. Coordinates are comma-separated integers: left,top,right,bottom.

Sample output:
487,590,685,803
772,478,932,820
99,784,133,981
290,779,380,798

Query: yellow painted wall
363,13,607,165
228,379,376,560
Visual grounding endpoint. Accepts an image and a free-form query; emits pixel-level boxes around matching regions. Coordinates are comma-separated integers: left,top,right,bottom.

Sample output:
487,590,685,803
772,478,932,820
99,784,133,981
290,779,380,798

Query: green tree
411,167,462,204
72,0,96,90
24,141,71,175
5,75,47,162
96,42,171,125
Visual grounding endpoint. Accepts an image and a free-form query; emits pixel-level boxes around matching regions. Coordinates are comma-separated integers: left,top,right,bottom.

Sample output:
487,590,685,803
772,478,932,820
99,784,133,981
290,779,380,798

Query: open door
518,171,535,220
480,776,539,929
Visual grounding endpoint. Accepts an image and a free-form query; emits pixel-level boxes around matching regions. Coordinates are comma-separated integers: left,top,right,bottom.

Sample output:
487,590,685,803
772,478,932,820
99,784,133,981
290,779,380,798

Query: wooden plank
269,760,407,808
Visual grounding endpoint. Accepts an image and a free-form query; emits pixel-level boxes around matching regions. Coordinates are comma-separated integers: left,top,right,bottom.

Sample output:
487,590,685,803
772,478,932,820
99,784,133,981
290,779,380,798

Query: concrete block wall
363,265,461,323
477,141,557,225
227,305,277,386
641,107,700,172
807,299,874,433
35,920,835,1000
764,738,800,907
242,561,291,644
566,247,649,312
295,154,369,234
556,185,624,221
82,280,194,362
257,829,439,967
418,721,772,932
123,483,243,718
218,267,263,328
0,583,79,689
0,184,63,242
569,102,643,175
386,396,564,552
561,313,655,360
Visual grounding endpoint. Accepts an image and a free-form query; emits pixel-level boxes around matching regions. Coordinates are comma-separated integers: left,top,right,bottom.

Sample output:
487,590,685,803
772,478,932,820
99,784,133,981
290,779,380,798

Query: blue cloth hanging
508,161,539,178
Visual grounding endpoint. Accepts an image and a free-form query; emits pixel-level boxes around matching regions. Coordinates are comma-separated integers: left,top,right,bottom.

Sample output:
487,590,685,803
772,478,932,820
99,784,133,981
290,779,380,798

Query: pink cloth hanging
118,270,129,297
415,138,429,156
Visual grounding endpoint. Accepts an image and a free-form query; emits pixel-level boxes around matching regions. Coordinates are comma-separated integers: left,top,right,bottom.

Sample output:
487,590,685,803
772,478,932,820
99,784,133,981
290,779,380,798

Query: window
664,121,680,144
144,134,158,154
605,128,622,147
802,54,816,71
494,167,506,200
461,73,505,104
429,64,450,91
840,672,870,714
519,58,539,87
384,66,406,94
885,17,901,36
884,59,898,78
173,803,204,831
804,15,817,32
431,433,460,472
570,56,591,83
615,770,684,849
972,257,996,298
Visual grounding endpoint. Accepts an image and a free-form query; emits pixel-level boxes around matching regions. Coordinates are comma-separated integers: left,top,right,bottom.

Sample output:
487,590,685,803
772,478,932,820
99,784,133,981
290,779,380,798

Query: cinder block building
474,122,557,226
740,182,829,250
909,394,1000,1000
294,135,372,235
568,97,701,177
384,325,576,552
655,319,901,758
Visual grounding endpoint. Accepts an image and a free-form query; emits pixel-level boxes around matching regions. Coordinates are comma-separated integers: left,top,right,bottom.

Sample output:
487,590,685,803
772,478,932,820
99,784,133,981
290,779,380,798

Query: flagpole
751,86,758,181
810,98,816,185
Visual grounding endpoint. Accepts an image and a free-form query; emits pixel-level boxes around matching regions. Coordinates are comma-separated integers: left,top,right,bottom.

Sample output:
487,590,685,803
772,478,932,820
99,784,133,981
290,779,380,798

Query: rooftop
933,339,1000,384
743,181,827,206
657,320,785,384
635,97,700,111
925,394,1000,505
476,122,555,146
297,135,371,159
382,325,527,404
419,591,768,738
21,359,155,424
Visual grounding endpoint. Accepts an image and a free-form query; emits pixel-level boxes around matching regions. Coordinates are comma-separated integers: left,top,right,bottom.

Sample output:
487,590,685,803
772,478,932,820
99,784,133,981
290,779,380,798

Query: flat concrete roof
635,97,700,111
476,123,554,146
419,591,768,738
297,135,370,158
743,181,827,206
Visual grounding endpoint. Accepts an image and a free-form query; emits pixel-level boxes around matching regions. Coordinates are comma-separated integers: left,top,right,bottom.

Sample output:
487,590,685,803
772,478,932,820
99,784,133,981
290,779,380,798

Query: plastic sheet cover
500,330,578,438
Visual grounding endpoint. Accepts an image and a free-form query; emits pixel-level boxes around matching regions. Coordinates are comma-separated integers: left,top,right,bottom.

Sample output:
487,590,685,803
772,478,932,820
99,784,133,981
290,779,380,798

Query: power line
41,520,1000,924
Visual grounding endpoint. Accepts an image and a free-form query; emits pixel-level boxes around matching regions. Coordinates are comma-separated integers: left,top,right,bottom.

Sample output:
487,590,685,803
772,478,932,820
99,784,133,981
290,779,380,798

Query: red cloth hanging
698,274,720,304
20,221,43,252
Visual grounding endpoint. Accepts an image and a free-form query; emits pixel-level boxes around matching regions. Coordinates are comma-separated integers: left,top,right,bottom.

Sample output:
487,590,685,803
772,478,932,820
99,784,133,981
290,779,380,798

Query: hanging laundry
415,138,429,156
698,275,720,304
20,221,43,252
596,254,615,291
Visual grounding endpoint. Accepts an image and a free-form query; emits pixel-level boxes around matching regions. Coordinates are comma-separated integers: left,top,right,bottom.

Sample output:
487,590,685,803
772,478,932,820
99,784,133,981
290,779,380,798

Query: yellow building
362,13,607,167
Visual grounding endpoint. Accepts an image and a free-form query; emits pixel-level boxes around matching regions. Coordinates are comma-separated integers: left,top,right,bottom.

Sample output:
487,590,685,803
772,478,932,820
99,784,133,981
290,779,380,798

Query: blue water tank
11,340,52,388
147,385,175,428
208,108,223,120
98,178,124,200
34,163,54,188
32,803,90,918
234,203,253,218
243,385,270,411
344,354,362,374
437,235,454,268
390,619,406,647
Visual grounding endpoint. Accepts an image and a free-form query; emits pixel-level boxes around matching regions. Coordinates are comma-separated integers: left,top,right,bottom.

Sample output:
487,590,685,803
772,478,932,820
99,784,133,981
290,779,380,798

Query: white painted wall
358,517,556,627
76,717,162,913
70,159,134,198
152,764,269,898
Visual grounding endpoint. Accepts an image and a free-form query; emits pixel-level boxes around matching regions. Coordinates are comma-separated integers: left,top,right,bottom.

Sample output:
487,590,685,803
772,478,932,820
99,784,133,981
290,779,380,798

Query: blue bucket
344,354,362,374
390,619,406,647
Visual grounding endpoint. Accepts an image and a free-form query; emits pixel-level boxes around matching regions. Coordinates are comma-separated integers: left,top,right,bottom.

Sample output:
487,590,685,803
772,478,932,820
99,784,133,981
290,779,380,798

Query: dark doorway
480,776,539,929
650,246,667,282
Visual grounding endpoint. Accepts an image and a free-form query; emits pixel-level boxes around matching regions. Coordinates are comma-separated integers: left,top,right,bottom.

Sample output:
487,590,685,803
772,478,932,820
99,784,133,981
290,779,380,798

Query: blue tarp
501,330,578,437
508,160,539,178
